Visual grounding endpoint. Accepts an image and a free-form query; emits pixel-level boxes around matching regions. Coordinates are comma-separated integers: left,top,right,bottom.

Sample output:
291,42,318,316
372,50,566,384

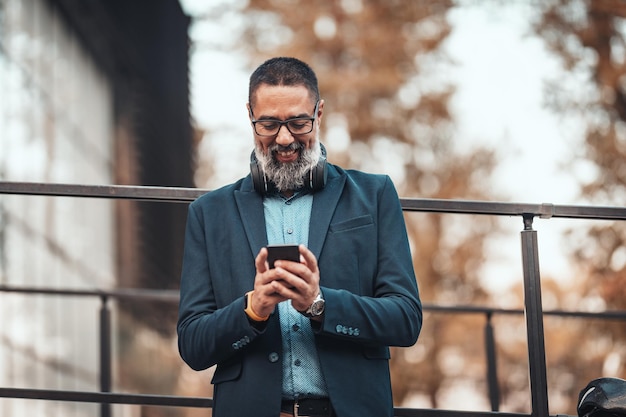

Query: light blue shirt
264,191,329,399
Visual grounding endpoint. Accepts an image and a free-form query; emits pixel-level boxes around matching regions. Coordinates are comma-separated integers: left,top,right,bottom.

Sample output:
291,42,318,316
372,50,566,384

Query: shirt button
268,352,279,363
286,228,293,234
294,359,301,366
292,324,300,332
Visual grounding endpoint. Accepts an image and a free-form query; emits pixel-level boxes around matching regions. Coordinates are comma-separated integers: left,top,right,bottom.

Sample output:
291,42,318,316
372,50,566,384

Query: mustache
269,142,304,154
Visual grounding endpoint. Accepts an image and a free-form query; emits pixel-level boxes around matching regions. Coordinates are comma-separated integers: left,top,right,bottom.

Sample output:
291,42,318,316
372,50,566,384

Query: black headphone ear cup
250,152,267,194
309,156,327,192
311,143,328,191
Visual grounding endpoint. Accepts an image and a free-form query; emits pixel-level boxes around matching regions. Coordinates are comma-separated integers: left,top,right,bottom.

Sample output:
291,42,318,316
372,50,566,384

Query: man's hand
251,244,320,317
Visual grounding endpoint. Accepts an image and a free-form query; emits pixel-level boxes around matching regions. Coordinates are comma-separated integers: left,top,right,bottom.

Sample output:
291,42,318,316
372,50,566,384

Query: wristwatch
300,292,325,318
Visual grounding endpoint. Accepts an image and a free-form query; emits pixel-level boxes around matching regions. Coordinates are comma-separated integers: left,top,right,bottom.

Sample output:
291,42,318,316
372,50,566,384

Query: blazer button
268,352,279,363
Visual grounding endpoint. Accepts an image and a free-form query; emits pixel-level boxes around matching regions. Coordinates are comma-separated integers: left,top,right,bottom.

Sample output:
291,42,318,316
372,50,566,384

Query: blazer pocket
329,215,373,233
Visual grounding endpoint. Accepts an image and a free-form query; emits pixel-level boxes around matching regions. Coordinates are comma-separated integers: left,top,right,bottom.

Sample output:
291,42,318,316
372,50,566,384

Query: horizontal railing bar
0,387,212,408
400,198,626,220
0,285,179,302
2,284,625,320
2,181,626,220
426,304,626,320
543,309,626,320
394,408,533,417
0,181,205,203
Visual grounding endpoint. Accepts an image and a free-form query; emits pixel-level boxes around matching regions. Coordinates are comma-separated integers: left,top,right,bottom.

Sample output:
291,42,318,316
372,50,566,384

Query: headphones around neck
250,143,328,195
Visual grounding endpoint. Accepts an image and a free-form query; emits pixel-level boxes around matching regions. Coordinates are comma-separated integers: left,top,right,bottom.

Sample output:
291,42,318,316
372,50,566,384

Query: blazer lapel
234,176,268,258
308,166,346,258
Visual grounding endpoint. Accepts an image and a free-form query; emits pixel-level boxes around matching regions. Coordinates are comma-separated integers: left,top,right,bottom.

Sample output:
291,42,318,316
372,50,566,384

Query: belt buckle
294,399,312,417
294,399,303,417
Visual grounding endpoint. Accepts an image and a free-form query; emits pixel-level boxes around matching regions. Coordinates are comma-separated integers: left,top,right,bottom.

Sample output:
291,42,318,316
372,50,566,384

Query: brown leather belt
280,398,334,416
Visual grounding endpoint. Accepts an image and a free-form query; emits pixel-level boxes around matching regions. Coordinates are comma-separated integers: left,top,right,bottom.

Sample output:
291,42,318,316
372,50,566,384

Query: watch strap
244,291,270,322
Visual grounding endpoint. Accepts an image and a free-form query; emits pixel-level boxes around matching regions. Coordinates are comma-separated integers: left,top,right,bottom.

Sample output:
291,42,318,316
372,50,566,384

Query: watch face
310,299,325,316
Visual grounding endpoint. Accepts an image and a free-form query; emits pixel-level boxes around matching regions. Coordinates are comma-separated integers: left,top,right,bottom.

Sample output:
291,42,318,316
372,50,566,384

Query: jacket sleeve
317,175,422,347
176,201,262,371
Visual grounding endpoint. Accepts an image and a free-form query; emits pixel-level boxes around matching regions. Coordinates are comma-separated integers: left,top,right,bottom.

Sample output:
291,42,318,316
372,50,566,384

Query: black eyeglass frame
249,100,320,137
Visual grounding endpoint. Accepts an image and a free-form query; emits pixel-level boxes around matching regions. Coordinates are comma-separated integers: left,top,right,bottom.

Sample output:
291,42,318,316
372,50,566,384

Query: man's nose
275,124,294,146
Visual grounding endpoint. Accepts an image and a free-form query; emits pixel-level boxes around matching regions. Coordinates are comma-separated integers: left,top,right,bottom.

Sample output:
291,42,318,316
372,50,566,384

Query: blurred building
0,0,193,415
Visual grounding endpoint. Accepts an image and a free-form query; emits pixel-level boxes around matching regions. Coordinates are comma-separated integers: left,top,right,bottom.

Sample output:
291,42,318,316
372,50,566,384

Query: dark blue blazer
177,163,422,417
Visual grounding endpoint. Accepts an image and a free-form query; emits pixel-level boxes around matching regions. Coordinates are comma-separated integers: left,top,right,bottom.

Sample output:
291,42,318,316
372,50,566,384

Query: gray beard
254,140,321,193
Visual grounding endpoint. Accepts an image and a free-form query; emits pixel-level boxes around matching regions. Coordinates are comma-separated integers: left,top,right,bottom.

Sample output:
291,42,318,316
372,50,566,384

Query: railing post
484,312,500,411
521,215,549,417
100,295,112,417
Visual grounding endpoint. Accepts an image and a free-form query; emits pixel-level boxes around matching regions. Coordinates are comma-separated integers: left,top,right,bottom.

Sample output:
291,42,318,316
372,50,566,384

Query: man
177,57,422,417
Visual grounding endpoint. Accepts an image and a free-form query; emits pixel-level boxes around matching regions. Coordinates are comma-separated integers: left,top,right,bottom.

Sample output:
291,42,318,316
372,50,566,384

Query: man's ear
316,99,324,126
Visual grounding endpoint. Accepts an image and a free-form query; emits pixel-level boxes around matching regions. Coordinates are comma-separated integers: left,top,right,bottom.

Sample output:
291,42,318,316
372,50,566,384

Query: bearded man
177,57,422,417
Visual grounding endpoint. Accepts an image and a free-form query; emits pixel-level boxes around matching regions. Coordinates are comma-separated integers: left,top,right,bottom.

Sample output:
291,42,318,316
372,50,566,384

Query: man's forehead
251,85,316,119
252,84,314,106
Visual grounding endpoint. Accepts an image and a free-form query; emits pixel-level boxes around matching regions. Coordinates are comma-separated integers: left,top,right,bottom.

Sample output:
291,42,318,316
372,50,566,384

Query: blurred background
1,0,626,416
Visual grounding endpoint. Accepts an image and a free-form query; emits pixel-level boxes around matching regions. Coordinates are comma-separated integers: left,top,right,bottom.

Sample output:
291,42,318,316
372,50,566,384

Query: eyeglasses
250,101,319,137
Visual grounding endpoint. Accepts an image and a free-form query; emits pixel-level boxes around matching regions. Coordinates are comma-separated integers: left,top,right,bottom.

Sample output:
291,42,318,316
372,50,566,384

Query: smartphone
266,244,300,269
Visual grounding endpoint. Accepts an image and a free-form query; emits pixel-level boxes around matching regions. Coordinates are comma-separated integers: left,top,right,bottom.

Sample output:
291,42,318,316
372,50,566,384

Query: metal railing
2,180,626,417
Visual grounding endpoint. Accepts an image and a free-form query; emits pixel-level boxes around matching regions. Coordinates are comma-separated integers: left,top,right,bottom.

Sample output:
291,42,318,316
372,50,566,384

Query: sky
180,0,589,295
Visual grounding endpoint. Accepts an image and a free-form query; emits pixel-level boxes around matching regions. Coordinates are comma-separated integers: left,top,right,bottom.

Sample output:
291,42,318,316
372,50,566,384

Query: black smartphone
266,244,300,269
